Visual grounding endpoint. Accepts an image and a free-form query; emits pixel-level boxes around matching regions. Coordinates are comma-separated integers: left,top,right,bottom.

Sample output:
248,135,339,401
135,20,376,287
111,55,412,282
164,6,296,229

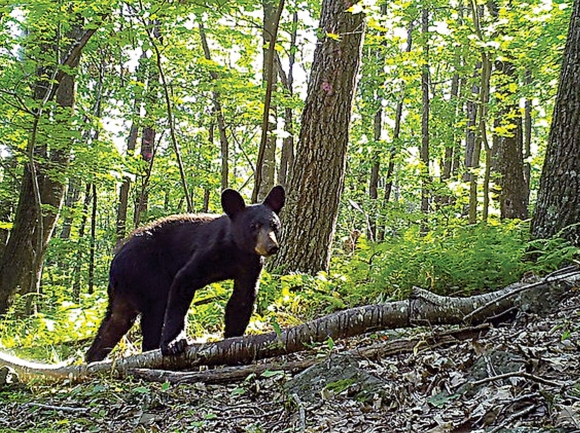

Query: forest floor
1,289,580,433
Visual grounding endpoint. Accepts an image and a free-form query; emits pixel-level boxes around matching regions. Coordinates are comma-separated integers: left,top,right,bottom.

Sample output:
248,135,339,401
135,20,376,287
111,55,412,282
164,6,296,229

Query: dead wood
1,266,578,381
128,324,489,384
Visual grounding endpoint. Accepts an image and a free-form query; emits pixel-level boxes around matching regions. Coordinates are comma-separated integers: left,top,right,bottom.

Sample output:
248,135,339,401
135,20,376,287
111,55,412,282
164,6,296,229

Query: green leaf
261,369,284,378
132,386,150,394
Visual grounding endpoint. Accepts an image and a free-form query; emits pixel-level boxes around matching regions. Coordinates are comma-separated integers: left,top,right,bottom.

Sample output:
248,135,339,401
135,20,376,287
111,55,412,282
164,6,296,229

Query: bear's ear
263,185,285,214
222,189,246,218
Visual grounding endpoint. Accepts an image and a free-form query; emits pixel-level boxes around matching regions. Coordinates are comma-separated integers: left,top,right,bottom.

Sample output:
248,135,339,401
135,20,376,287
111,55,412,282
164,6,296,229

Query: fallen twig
23,402,88,414
291,393,306,433
489,404,537,433
468,371,569,389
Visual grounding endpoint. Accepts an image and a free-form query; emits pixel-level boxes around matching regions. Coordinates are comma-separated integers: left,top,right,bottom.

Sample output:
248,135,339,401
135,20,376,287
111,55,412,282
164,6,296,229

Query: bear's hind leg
85,294,138,363
140,304,166,352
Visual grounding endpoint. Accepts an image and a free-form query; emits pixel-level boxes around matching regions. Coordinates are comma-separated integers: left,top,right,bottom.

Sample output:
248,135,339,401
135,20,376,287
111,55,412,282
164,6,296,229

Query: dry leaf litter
1,290,580,432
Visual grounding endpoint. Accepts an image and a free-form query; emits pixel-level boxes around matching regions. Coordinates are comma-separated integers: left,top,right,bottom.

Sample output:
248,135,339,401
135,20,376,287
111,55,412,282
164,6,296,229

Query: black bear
85,186,285,362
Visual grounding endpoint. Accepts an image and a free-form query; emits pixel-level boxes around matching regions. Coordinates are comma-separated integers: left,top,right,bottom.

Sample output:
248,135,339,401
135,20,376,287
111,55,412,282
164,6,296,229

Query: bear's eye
250,222,262,232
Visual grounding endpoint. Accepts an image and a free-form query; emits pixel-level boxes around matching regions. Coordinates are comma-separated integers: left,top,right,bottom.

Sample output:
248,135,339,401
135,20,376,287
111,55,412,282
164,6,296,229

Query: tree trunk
523,70,532,197
135,22,161,227
495,72,528,221
376,22,414,242
202,188,210,213
199,22,230,190
491,6,528,220
442,72,460,182
148,19,192,213
131,325,486,385
134,126,154,227
463,74,479,183
531,0,580,245
272,1,365,273
116,51,147,246
134,138,157,228
467,3,491,223
59,178,81,240
72,183,92,301
0,157,16,260
116,123,138,245
383,23,413,208
464,2,491,224
479,56,491,221
447,6,464,184
420,6,431,219
383,101,402,206
0,18,94,314
368,3,390,242
88,183,97,295
368,108,381,242
253,0,284,203
277,11,298,189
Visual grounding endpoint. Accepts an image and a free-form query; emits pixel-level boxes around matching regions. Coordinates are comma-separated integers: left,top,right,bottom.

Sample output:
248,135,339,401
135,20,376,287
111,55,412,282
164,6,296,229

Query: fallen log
128,324,490,384
1,266,578,381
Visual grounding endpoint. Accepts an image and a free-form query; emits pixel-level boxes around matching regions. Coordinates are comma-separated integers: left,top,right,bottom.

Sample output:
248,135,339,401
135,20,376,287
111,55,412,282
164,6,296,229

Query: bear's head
221,186,285,257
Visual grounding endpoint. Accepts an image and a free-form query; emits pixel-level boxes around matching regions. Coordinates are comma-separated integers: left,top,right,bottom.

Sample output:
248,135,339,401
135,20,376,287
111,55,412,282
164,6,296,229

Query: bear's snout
255,229,280,257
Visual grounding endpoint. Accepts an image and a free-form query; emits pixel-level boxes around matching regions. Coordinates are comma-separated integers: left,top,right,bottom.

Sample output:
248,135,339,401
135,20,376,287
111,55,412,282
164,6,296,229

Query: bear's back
113,213,229,281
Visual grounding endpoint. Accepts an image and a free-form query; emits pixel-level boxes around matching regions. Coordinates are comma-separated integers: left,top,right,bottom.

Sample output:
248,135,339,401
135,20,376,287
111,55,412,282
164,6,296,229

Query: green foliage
0,292,107,361
0,0,576,366
526,236,580,273
336,221,533,303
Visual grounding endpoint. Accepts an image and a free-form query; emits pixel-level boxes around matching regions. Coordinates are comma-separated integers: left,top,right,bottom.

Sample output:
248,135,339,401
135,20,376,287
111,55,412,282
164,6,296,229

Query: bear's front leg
160,285,193,356
224,272,261,338
160,260,208,356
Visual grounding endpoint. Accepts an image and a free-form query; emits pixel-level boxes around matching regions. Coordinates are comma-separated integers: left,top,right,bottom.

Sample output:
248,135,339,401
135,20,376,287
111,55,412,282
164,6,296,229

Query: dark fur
85,186,285,362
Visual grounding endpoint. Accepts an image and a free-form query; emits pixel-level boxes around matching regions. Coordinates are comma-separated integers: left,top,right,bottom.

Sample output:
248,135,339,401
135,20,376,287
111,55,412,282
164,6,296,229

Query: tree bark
59,178,81,240
88,183,97,295
277,11,298,189
420,6,431,219
271,1,365,273
253,0,284,203
0,16,96,314
130,325,488,385
463,73,479,183
134,22,161,227
199,22,230,190
72,183,92,301
134,136,158,228
489,0,528,220
495,63,528,220
382,23,414,224
116,51,147,246
531,0,580,245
